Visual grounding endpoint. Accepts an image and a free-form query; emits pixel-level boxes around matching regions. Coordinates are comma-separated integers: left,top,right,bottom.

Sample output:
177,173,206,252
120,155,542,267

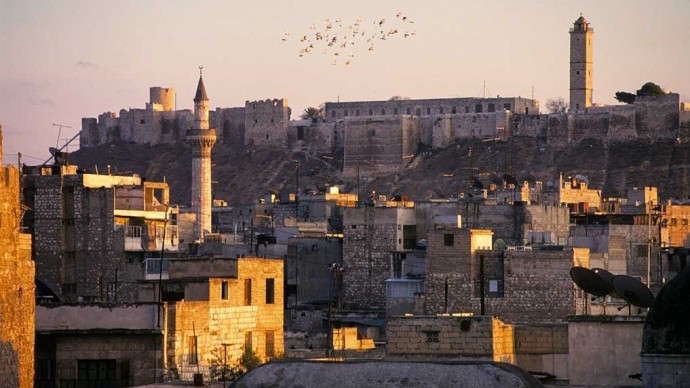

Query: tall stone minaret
187,68,216,241
569,15,593,112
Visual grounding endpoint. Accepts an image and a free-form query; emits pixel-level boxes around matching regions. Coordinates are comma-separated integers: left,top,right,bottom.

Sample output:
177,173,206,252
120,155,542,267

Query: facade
186,72,217,241
142,257,283,380
22,165,178,303
35,304,161,387
569,15,594,111
342,205,417,310
0,126,35,388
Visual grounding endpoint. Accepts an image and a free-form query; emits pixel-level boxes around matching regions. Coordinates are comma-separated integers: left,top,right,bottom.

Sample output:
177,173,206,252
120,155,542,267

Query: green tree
636,82,664,97
300,107,324,120
614,91,636,104
388,95,411,101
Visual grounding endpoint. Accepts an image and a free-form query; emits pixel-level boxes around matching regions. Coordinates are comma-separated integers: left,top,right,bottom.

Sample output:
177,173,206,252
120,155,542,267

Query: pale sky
1,0,689,164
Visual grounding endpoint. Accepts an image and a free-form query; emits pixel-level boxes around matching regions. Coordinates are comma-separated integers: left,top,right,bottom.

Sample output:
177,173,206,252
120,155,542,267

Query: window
297,127,304,140
186,336,198,364
244,279,252,305
356,109,360,116
266,331,275,358
394,108,398,115
504,103,511,111
465,106,470,113
381,108,385,115
266,278,275,304
475,104,483,113
406,108,411,115
424,331,439,343
426,107,431,114
488,103,495,112
77,360,116,383
344,110,348,117
444,234,454,246
221,281,228,300
331,110,336,118
245,331,253,351
369,109,373,115
265,134,269,140
439,107,444,114
452,107,457,114
416,108,421,116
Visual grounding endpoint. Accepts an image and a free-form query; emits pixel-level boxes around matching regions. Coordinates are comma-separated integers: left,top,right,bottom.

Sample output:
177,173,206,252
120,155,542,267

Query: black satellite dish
570,266,609,297
591,268,620,298
612,275,655,308
503,173,518,186
49,147,68,166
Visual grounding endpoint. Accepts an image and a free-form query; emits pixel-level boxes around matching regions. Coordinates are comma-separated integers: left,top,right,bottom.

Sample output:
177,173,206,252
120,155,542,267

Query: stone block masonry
0,147,36,388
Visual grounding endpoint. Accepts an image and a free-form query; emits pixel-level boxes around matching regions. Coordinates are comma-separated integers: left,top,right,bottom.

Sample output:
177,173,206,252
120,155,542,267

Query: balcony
120,225,179,252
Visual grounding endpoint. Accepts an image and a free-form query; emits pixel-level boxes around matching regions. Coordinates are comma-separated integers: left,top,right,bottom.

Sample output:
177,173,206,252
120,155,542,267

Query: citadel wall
244,99,290,147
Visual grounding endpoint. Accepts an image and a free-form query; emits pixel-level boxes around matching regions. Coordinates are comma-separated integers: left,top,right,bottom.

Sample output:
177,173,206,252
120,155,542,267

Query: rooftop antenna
482,81,486,98
52,123,72,148
199,65,203,76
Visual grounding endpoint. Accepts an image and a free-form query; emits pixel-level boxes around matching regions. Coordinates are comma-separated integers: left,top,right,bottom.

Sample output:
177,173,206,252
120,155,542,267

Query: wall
342,207,416,309
0,161,35,388
386,315,514,363
567,316,644,386
513,324,569,379
244,99,290,147
286,236,343,305
211,107,245,146
342,115,419,177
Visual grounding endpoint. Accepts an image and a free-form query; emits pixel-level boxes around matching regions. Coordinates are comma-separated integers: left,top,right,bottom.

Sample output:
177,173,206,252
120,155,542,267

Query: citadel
80,16,690,178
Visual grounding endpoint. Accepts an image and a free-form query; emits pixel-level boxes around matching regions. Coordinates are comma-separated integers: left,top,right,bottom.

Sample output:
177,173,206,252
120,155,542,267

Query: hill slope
68,138,690,206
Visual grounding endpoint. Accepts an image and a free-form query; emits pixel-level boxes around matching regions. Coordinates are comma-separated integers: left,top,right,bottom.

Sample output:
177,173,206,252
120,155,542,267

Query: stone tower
569,15,593,112
186,69,217,241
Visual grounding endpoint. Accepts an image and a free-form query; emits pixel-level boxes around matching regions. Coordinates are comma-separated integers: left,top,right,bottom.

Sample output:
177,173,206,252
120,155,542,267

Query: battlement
244,98,290,147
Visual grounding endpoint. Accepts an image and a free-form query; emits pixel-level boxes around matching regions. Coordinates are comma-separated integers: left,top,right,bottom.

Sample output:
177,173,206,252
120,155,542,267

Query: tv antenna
52,123,72,148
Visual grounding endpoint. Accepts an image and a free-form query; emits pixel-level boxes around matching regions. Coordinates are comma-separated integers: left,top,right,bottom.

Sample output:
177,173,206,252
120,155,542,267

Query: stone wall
342,207,415,309
286,236,342,305
0,163,35,388
244,99,290,147
211,107,245,146
386,315,514,362
342,115,419,177
425,248,588,324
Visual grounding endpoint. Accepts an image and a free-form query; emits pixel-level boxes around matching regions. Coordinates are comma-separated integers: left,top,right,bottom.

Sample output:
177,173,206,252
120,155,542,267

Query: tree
300,107,324,120
388,95,411,101
636,82,664,97
614,91,636,104
615,82,665,104
545,97,567,113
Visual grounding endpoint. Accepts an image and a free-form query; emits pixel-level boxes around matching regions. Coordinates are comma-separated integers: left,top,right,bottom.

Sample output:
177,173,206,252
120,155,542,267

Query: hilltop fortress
80,16,690,175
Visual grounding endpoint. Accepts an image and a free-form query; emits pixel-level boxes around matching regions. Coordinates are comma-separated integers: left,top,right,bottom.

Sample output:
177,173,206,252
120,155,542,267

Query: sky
1,0,689,164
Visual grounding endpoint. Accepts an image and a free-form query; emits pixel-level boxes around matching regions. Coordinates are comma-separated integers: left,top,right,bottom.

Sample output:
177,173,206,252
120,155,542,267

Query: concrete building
0,125,35,388
186,71,217,241
22,164,178,304
555,173,602,213
569,15,594,112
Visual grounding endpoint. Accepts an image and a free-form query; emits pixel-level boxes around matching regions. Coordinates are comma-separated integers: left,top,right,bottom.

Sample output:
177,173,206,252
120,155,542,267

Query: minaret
187,67,216,241
569,15,593,112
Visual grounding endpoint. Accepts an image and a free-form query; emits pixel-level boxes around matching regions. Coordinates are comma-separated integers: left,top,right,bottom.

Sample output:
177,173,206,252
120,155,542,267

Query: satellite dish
612,275,654,308
470,176,484,190
503,174,518,186
591,268,620,298
574,174,589,185
570,266,608,297
49,147,68,166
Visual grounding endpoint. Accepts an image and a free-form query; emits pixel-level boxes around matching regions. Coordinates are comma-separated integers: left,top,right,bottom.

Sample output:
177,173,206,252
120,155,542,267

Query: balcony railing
117,225,179,252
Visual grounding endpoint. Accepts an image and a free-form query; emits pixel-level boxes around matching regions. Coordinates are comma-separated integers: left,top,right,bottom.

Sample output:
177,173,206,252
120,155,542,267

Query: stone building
22,165,178,303
35,304,162,387
0,125,35,388
569,15,594,112
187,71,217,242
139,257,283,380
554,173,602,212
660,200,690,248
423,227,589,324
342,205,416,310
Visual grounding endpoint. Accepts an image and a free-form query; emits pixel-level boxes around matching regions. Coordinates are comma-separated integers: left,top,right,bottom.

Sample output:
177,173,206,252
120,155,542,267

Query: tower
569,15,593,112
186,68,217,241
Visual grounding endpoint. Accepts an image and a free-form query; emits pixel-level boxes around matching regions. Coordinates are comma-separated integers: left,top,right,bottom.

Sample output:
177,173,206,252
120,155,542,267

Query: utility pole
294,160,300,216
479,254,486,315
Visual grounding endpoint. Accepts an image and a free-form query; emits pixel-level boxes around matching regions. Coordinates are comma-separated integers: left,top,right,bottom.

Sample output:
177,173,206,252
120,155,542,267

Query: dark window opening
475,104,483,113
266,331,275,358
244,279,252,305
77,359,116,383
221,281,228,300
266,278,275,304
488,104,495,112
297,127,304,140
444,234,454,246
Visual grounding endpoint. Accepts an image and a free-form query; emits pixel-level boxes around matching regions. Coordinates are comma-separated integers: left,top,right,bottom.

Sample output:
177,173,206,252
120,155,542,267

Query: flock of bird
282,13,416,66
